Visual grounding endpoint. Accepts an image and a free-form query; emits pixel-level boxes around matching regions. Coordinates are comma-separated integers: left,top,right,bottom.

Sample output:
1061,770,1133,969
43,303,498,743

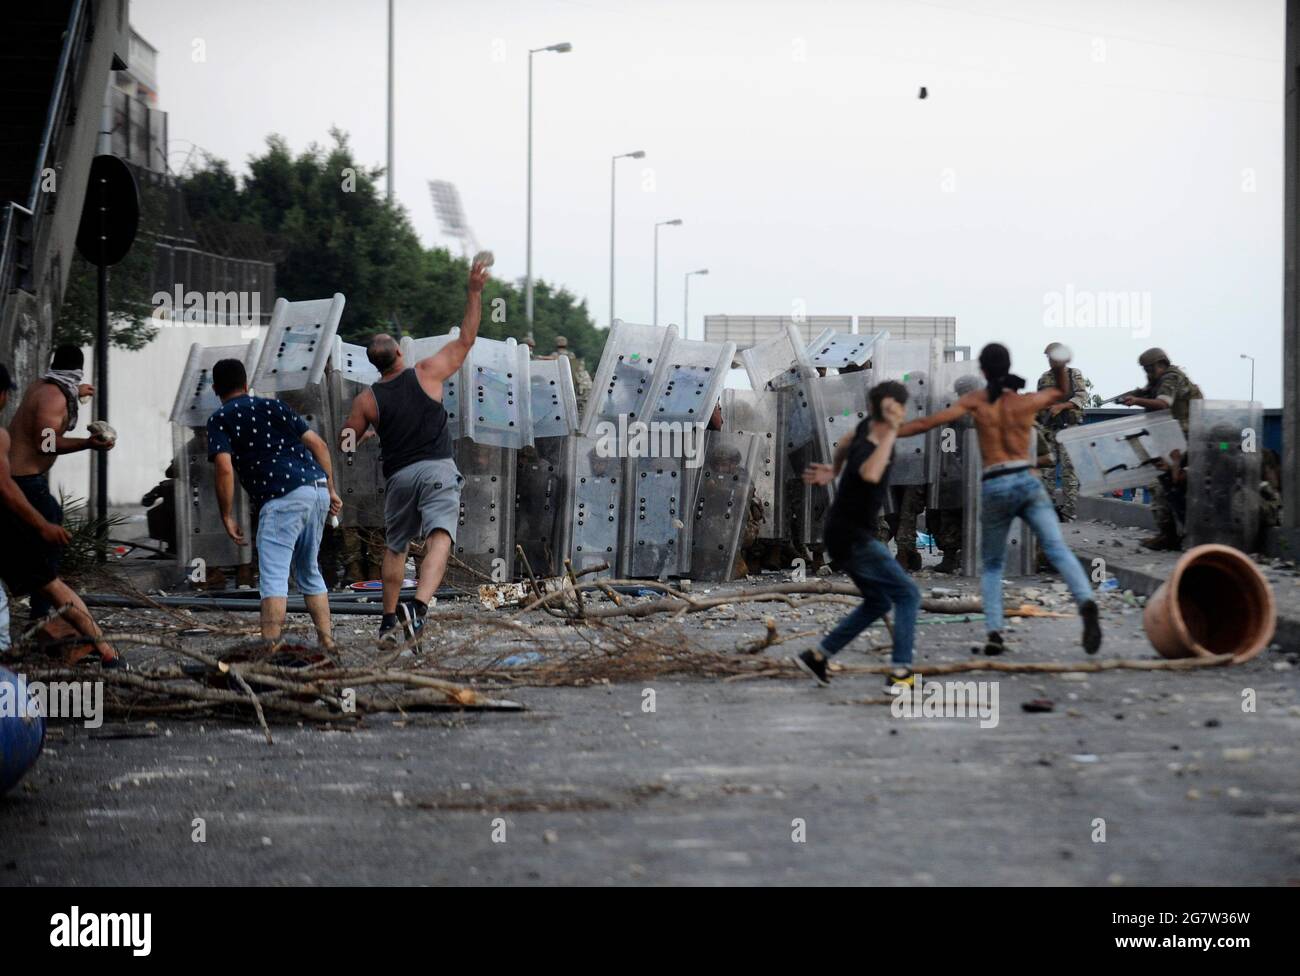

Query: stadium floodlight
428,179,479,257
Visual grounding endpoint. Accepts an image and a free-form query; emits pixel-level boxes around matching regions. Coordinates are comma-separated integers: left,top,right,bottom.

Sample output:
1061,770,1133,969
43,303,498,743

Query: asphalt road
3,601,1297,886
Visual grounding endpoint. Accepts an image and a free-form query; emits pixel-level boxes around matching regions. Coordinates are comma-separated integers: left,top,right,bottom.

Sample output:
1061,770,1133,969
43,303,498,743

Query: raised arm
416,260,490,383
898,396,972,438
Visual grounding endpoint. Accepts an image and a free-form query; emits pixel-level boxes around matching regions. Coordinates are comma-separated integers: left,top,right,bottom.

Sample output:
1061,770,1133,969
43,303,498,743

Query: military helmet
554,335,568,349
1138,347,1169,368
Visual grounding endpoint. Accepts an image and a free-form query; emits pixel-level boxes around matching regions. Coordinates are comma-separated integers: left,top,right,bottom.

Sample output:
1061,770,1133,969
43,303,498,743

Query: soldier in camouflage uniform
552,335,593,416
1121,347,1203,550
1035,343,1089,521
878,484,925,572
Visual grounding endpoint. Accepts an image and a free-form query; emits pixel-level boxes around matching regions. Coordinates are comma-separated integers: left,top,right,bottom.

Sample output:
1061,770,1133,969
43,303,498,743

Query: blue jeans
822,538,920,666
256,484,330,599
981,470,1093,632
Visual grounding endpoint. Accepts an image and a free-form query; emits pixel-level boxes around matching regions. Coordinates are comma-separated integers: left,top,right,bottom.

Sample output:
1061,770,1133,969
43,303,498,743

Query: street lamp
609,150,646,327
1241,353,1256,403
683,268,709,341
525,41,573,342
652,218,682,327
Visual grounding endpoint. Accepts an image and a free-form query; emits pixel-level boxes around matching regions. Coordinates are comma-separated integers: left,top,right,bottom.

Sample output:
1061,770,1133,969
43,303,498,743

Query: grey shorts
383,458,463,553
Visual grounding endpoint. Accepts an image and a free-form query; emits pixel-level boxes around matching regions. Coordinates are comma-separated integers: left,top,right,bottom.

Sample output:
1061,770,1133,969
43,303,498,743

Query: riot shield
873,337,935,485
689,432,762,582
515,435,573,578
251,294,344,394
620,454,693,579
721,389,782,540
464,337,533,449
567,434,623,579
169,338,264,428
1184,400,1263,551
805,329,887,371
927,360,985,509
333,339,380,385
173,426,252,574
453,439,516,582
739,321,812,391
809,371,872,475
326,369,385,529
581,321,676,434
529,356,579,439
641,335,735,426
1055,412,1186,494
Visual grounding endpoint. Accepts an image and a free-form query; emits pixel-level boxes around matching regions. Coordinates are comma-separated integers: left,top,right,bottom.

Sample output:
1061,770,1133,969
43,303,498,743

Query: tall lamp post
526,41,572,342
684,268,708,341
609,150,645,327
1241,353,1256,403
653,218,682,327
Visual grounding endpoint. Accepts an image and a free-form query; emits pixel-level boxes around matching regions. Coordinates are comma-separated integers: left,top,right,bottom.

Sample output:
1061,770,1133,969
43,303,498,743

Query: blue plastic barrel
0,665,45,796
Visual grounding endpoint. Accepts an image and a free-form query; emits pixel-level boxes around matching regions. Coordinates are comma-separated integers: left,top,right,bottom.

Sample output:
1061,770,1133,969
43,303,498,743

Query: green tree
181,130,607,369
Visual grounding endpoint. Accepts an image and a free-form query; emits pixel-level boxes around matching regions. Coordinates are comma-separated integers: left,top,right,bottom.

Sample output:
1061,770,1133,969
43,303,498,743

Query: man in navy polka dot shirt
207,359,343,647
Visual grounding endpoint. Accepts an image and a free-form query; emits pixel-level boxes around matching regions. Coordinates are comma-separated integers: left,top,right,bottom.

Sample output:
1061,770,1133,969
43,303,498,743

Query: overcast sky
133,0,1284,404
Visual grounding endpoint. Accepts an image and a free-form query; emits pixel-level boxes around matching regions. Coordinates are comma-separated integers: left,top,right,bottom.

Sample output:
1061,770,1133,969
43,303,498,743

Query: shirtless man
0,361,118,665
899,343,1101,656
339,260,488,644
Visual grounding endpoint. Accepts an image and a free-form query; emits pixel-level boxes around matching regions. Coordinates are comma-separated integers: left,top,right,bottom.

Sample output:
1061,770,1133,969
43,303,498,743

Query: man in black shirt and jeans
795,380,921,689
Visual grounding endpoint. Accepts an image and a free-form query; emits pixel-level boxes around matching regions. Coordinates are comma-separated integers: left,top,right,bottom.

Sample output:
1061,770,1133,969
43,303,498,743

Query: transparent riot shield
960,427,1036,577
173,426,253,575
740,321,812,392
567,434,623,579
809,371,872,473
873,337,935,485
927,360,985,509
1184,400,1263,551
689,432,762,582
333,339,380,385
169,338,265,428
641,336,735,426
453,439,516,581
722,389,782,540
515,435,573,579
463,337,533,449
402,331,464,441
326,369,385,529
620,454,692,579
1055,412,1187,494
581,321,676,434
251,294,344,394
529,356,579,439
805,329,887,371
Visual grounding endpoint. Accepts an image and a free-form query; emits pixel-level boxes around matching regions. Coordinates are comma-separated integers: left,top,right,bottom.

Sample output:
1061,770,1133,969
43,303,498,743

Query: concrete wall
52,319,267,506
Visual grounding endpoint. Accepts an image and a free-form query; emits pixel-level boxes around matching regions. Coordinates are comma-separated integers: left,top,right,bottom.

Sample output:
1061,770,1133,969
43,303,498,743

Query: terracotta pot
1143,544,1275,663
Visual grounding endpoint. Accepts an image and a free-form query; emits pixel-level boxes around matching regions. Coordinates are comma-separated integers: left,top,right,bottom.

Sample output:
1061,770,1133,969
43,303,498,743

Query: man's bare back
902,362,1067,466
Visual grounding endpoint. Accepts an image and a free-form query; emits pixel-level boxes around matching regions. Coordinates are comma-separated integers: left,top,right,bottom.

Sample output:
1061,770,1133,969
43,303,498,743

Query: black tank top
371,368,453,478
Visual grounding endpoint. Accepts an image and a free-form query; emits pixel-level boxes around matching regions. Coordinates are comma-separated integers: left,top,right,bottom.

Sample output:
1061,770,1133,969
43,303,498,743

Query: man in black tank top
339,260,489,644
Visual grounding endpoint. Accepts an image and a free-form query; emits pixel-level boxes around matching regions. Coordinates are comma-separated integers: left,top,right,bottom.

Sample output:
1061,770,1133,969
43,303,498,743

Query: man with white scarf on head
5,345,116,655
